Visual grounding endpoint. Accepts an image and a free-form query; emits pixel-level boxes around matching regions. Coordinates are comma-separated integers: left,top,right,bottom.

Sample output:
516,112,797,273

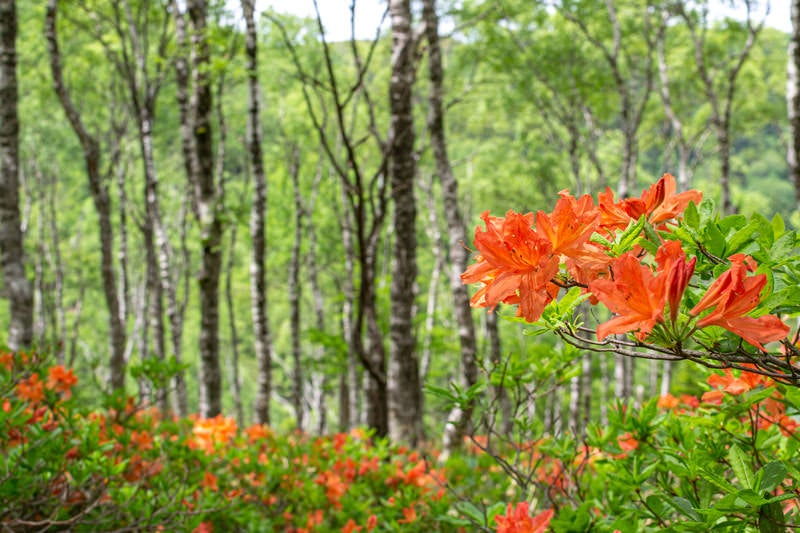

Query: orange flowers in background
15,373,44,404
494,502,553,533
47,365,78,399
191,415,238,454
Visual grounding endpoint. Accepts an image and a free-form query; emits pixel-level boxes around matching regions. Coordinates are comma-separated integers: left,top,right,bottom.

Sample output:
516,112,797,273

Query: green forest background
1,0,793,437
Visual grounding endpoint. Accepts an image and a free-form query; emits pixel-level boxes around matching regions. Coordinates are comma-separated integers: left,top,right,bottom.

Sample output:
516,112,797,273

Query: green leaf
769,231,796,262
726,219,758,254
757,461,788,494
735,488,767,506
614,215,646,255
703,222,727,258
684,200,699,230
698,467,736,494
729,444,755,490
759,501,786,533
718,213,747,234
667,496,701,521
771,213,785,236
457,501,489,525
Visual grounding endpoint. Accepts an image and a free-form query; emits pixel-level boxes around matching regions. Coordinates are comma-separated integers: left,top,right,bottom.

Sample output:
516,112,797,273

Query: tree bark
241,0,274,426
790,0,800,208
181,0,223,417
338,176,356,431
225,223,244,427
287,145,305,431
424,0,480,456
388,0,421,446
0,0,32,351
45,0,126,387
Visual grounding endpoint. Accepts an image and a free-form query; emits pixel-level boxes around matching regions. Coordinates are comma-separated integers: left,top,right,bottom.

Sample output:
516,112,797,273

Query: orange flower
201,472,218,492
129,430,154,451
47,365,78,399
657,394,679,410
403,459,428,487
366,515,377,532
306,509,324,528
643,174,703,224
535,190,599,256
192,522,213,533
191,415,238,454
599,174,702,232
358,456,380,476
397,505,417,524
341,519,361,533
690,254,789,350
706,366,767,396
589,253,666,341
315,471,348,507
244,423,272,443
0,351,13,371
701,390,724,404
462,210,559,322
494,503,554,533
655,240,695,323
15,373,44,404
617,433,639,452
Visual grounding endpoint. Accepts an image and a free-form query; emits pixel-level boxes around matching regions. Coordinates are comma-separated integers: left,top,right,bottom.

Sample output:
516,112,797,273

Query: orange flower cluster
699,366,798,437
589,240,694,341
190,415,238,454
494,502,553,533
463,174,790,349
690,255,790,350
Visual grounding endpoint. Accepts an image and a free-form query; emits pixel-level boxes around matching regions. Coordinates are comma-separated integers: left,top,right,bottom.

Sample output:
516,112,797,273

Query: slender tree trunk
172,196,191,416
790,0,800,208
419,175,443,384
137,112,168,410
624,356,634,400
338,177,356,431
679,3,760,215
568,369,581,434
306,160,328,434
485,311,511,437
288,146,305,431
659,360,673,397
225,223,244,427
600,353,609,426
387,0,420,446
364,259,388,437
580,352,592,435
423,0,480,456
0,0,32,351
46,1,125,388
183,0,223,417
241,0,274,425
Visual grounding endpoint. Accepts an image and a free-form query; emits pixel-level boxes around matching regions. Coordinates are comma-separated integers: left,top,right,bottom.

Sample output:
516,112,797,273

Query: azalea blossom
47,365,78,399
494,502,554,533
690,254,789,350
589,252,666,341
462,210,560,322
598,173,702,232
655,240,695,323
535,190,599,256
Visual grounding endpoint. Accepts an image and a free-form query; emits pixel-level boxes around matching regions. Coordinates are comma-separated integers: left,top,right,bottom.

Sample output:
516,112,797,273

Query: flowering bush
0,351,473,532
452,174,800,530
462,174,794,369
